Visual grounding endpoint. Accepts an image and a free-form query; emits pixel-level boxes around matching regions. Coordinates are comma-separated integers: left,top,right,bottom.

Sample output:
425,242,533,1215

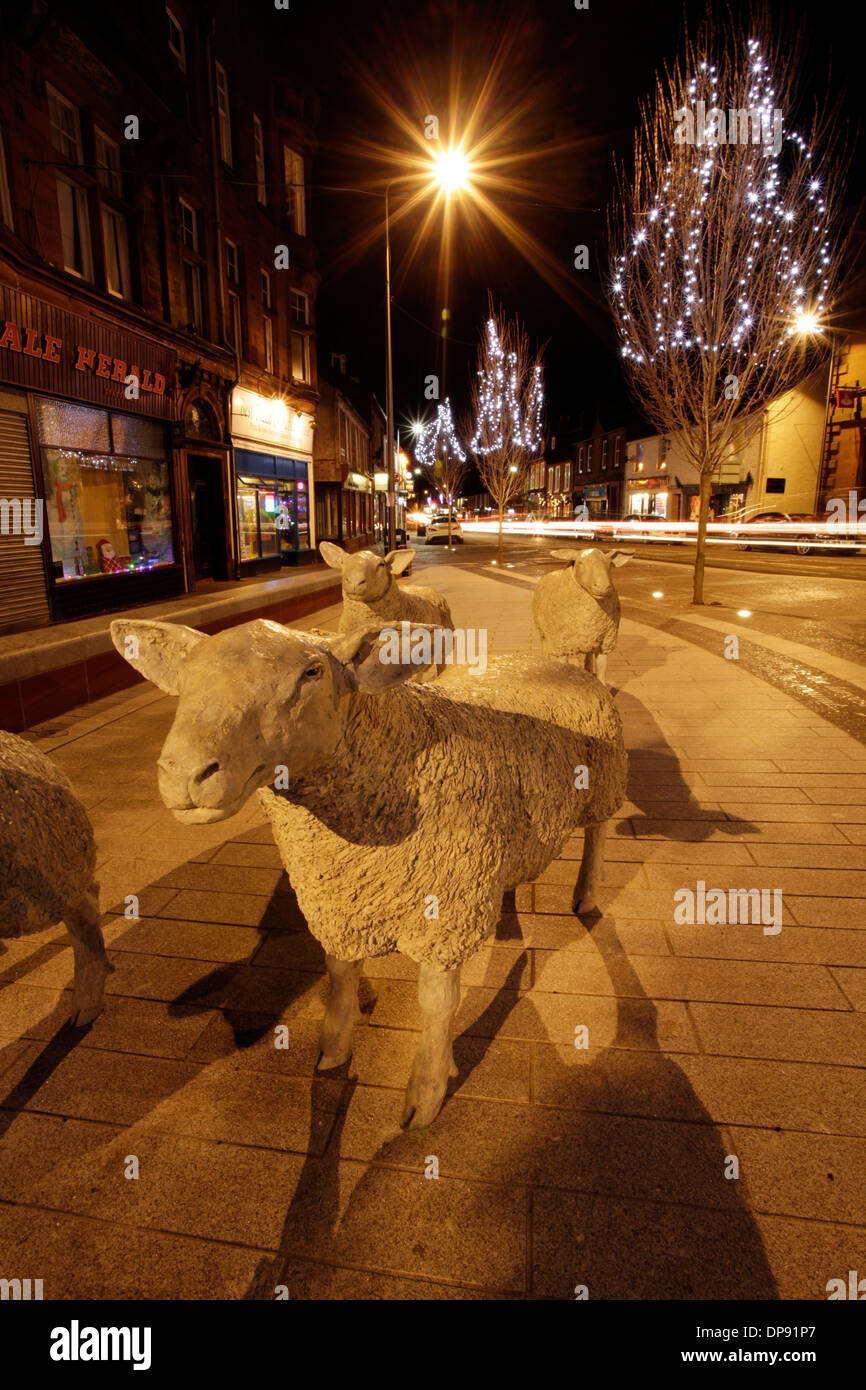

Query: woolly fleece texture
261,654,626,968
533,561,621,660
0,729,96,935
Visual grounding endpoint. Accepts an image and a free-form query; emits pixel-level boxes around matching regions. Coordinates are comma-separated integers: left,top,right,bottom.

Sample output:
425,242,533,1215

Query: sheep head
110,618,421,825
319,542,413,602
550,547,633,599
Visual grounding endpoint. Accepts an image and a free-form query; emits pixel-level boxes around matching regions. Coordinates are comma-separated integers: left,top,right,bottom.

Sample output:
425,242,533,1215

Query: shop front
231,387,315,573
675,473,752,520
582,484,609,520
0,285,179,630
626,477,669,519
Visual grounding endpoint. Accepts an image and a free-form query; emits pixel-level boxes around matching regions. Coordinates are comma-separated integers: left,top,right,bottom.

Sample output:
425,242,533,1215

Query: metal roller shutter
0,404,50,631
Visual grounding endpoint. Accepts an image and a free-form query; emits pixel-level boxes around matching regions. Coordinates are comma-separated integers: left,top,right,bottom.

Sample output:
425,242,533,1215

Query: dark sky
279,0,861,445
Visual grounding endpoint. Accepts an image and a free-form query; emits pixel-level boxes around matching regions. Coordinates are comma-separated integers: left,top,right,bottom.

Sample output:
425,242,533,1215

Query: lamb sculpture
111,616,627,1127
0,730,112,1026
533,546,633,684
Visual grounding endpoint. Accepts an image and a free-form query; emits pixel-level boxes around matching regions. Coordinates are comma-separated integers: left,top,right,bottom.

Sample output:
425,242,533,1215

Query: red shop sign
0,283,175,419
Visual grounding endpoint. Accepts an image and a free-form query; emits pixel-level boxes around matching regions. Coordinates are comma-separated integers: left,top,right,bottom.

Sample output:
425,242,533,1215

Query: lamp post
383,147,469,557
796,315,846,512
384,180,398,555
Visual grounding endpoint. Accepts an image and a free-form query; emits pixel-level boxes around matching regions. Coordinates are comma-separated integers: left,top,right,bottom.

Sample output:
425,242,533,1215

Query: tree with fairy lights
608,11,849,603
469,298,545,564
414,398,468,551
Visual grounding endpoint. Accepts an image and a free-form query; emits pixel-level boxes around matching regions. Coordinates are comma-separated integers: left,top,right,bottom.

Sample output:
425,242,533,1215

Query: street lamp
384,148,471,554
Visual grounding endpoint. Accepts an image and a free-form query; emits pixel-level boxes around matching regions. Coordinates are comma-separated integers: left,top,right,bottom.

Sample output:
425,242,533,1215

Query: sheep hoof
69,956,113,1027
401,1075,448,1129
316,1047,352,1070
572,890,597,916
69,999,105,1028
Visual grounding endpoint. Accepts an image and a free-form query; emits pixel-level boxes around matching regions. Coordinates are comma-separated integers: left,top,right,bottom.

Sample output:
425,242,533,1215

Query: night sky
278,0,862,449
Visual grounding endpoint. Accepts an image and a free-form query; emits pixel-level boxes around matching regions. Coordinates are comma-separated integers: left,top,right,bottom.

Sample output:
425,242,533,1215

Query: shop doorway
187,454,227,582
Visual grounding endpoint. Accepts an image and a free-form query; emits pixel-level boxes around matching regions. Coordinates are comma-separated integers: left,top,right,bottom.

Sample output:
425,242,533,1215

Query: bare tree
414,399,469,552
469,297,545,564
608,9,849,603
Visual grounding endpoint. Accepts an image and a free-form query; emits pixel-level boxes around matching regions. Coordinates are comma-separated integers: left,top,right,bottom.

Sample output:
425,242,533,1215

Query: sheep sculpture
111,615,627,1127
532,547,633,685
0,730,112,1026
319,542,452,680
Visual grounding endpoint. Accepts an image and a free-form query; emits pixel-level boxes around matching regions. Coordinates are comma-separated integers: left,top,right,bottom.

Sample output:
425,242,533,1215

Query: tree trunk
498,503,504,564
447,500,453,553
692,471,713,605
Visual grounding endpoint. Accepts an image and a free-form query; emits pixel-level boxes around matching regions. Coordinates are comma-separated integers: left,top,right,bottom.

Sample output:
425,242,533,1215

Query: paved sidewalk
1,562,865,1299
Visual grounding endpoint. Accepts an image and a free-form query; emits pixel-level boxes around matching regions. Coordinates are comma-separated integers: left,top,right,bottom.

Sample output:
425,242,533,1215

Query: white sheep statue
111,615,627,1128
532,547,633,685
0,730,112,1026
319,542,454,634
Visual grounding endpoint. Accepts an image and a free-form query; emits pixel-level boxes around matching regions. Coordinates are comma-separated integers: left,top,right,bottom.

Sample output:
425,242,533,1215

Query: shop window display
237,473,309,561
37,399,174,581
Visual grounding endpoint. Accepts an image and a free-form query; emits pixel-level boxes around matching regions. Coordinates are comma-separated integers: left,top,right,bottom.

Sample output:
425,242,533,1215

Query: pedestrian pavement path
1,562,864,1299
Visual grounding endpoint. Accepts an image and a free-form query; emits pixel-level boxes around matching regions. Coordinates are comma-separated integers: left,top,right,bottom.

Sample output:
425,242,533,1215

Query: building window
94,130,122,197
46,85,82,163
291,332,309,382
253,115,266,204
261,269,271,309
225,239,240,285
183,262,204,334
290,289,309,324
179,199,199,252
215,62,232,165
766,476,786,494
102,207,131,298
587,444,593,470
283,147,306,235
263,315,274,373
637,442,643,462
228,290,242,354
36,400,174,581
563,462,571,492
56,176,92,280
167,6,185,71
614,436,621,467
578,446,584,475
0,130,12,229
602,440,608,470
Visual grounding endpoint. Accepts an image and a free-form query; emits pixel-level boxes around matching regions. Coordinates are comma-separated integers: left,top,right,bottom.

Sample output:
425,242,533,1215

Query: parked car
425,513,464,544
724,511,850,557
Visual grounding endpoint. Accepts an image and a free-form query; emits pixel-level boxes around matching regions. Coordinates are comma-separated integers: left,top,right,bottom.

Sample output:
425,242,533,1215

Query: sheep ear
319,541,347,570
608,550,634,568
550,548,580,564
330,623,429,694
110,620,207,695
386,548,413,575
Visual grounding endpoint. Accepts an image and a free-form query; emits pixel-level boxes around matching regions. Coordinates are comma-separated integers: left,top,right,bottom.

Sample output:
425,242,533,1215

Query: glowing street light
795,311,822,335
432,146,471,196
384,149,471,553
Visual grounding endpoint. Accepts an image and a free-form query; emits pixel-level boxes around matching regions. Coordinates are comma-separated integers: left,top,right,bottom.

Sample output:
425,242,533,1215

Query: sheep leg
317,954,363,1069
65,886,112,1027
584,650,607,685
402,962,461,1129
573,820,608,915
